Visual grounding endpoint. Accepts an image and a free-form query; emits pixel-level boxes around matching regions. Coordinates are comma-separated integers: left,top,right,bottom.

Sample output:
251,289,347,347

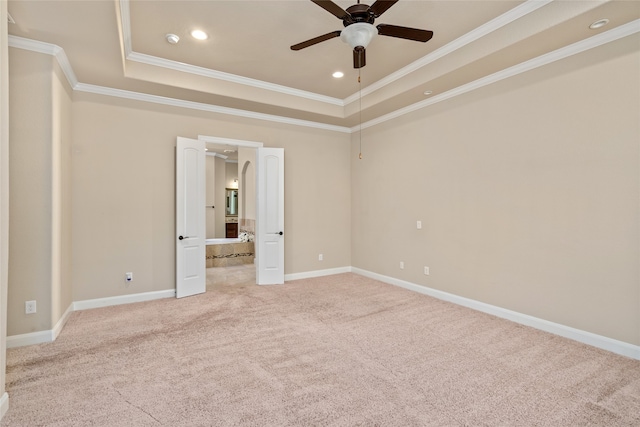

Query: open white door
176,137,206,298
256,147,284,285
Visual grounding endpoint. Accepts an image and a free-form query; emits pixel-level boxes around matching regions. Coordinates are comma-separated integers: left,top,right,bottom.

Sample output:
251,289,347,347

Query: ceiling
7,1,640,131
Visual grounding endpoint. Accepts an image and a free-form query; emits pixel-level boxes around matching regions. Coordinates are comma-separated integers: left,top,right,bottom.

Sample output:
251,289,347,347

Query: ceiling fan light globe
340,23,377,49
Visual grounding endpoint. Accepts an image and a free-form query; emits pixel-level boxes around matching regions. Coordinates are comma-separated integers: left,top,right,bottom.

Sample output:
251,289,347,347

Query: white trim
119,0,133,57
6,290,176,348
8,36,78,88
0,392,8,421
206,152,228,159
5,268,639,360
73,289,175,311
285,266,352,282
74,83,351,134
9,19,637,135
118,0,550,108
353,19,640,132
351,267,640,361
52,303,73,341
119,1,343,107
198,135,264,148
344,0,553,104
6,330,53,348
127,51,344,107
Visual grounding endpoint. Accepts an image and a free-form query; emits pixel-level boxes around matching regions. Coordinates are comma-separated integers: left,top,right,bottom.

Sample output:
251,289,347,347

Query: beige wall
351,35,640,345
7,48,73,337
1,1,11,418
51,58,73,328
214,156,226,237
6,27,636,354
8,50,54,335
205,155,216,238
238,147,256,232
225,161,238,189
70,92,351,301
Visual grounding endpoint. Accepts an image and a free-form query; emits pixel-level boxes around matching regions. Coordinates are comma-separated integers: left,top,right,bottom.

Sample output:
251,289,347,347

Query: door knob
178,236,190,240
278,231,283,235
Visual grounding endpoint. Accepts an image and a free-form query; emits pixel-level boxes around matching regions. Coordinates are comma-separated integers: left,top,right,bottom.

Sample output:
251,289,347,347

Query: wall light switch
318,254,323,261
417,221,422,229
400,261,404,270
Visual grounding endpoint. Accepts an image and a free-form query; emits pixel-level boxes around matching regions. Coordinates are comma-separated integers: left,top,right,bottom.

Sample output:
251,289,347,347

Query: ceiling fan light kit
340,22,377,49
291,0,434,69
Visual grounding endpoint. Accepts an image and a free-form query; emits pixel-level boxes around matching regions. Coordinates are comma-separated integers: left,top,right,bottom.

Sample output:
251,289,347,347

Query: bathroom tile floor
206,264,256,291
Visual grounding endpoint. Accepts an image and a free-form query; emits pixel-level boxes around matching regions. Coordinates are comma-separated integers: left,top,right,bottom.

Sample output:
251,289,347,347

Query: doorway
176,135,284,297
202,138,256,289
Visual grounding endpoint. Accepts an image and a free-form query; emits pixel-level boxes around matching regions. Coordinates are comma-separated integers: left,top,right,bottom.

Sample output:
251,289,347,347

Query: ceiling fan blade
353,46,366,69
377,24,434,42
311,0,350,20
369,0,399,17
291,30,342,51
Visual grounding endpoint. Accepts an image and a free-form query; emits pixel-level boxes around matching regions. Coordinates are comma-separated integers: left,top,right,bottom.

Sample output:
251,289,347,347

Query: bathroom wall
214,156,226,238
205,155,217,239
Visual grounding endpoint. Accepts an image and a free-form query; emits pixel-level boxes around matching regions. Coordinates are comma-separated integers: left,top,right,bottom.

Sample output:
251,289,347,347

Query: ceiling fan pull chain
359,68,363,160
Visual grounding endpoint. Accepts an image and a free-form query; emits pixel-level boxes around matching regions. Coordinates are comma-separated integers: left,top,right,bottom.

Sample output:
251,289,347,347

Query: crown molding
9,19,638,136
8,35,349,133
125,51,345,107
8,35,78,87
73,83,351,133
353,19,640,133
119,0,343,107
344,0,553,105
118,0,552,109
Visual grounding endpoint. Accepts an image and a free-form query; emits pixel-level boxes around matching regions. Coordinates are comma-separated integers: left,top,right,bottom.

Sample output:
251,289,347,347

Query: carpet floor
2,272,639,426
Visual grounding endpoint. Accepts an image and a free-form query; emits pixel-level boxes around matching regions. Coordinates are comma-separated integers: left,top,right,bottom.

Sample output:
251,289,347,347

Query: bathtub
206,238,255,268
206,238,242,245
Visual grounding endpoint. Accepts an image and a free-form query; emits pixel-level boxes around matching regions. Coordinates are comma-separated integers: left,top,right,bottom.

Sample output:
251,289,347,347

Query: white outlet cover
25,300,36,314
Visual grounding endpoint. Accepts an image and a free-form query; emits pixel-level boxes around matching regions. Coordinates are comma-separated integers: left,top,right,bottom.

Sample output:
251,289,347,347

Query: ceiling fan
291,0,434,69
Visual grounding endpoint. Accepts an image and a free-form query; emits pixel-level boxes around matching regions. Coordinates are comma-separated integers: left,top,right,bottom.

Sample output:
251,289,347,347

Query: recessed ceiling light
589,19,609,30
223,149,236,153
191,29,208,40
332,71,344,78
166,33,180,44
423,90,433,96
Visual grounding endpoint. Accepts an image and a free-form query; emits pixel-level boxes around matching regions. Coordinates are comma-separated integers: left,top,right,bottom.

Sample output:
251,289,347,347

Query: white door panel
176,137,206,298
257,148,284,285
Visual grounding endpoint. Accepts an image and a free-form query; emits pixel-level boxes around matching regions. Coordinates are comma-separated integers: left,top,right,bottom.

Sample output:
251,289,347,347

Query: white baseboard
6,330,53,348
7,289,176,348
352,267,640,360
285,266,352,282
7,270,639,361
0,392,8,421
72,289,176,311
52,303,74,341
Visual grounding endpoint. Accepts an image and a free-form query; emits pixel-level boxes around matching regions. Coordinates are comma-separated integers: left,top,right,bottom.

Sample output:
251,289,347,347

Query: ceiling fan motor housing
343,4,376,25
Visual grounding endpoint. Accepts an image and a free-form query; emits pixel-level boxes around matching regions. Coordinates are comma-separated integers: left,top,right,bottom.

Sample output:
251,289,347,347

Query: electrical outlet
400,261,404,269
318,254,323,261
125,272,133,282
417,220,422,229
25,300,36,314
424,266,430,275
